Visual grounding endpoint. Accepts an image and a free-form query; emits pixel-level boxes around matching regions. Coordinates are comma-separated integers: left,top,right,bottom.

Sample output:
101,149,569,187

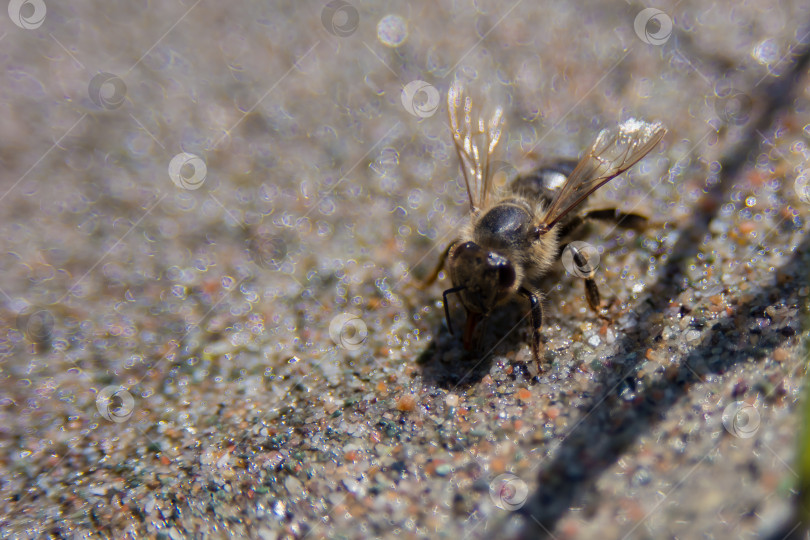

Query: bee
422,85,666,370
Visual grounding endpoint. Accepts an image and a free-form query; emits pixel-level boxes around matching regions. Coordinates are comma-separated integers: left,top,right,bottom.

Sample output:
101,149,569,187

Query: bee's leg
582,209,648,230
416,241,457,289
556,211,648,249
567,243,610,319
584,276,606,314
584,277,611,321
555,215,584,244
519,287,544,372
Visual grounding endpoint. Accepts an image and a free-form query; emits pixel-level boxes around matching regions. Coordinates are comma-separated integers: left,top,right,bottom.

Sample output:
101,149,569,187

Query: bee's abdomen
476,203,533,249
511,160,578,205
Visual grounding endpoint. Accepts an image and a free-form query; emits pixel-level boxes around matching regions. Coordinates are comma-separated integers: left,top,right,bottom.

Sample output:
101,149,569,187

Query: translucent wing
538,119,666,232
448,85,504,213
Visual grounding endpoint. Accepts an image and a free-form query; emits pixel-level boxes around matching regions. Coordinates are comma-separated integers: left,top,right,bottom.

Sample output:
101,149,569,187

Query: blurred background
1,0,809,538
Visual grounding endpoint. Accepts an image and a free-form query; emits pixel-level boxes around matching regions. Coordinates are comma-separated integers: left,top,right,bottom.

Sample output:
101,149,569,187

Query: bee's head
447,241,517,315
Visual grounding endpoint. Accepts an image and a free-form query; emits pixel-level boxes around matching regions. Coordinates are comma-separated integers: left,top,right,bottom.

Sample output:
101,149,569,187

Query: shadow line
514,41,810,538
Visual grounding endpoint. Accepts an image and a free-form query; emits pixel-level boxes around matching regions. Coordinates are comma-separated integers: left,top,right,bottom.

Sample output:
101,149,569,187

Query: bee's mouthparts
462,311,482,351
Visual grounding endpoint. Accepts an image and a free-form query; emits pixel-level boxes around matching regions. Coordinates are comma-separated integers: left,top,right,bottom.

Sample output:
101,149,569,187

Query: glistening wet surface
1,1,809,538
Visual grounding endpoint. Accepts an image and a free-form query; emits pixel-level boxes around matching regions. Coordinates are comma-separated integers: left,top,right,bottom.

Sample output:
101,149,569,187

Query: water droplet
753,39,779,65
377,15,408,48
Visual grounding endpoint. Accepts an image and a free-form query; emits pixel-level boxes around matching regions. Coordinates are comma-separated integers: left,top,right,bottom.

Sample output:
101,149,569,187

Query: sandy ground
1,1,810,538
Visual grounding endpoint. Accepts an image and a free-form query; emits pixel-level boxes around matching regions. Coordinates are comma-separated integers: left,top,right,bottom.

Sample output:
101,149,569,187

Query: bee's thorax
473,200,533,250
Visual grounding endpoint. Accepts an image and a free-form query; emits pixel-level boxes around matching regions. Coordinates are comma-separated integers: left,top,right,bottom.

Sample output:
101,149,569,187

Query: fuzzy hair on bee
423,84,666,372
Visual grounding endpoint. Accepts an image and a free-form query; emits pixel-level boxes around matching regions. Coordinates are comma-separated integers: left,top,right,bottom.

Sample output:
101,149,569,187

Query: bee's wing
448,85,504,213
539,119,666,231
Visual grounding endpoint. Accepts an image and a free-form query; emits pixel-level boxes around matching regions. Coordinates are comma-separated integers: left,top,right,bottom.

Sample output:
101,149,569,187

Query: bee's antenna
442,285,466,335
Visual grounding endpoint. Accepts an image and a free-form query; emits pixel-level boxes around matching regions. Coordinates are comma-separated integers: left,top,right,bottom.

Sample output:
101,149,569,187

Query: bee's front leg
519,287,543,371
417,241,458,289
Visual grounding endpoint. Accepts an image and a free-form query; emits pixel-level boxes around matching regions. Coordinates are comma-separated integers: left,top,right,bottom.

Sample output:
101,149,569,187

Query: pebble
342,477,365,496
435,464,452,477
285,476,304,499
396,394,417,412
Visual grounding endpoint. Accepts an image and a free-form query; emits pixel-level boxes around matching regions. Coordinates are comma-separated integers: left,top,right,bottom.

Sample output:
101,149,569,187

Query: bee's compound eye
497,264,516,289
